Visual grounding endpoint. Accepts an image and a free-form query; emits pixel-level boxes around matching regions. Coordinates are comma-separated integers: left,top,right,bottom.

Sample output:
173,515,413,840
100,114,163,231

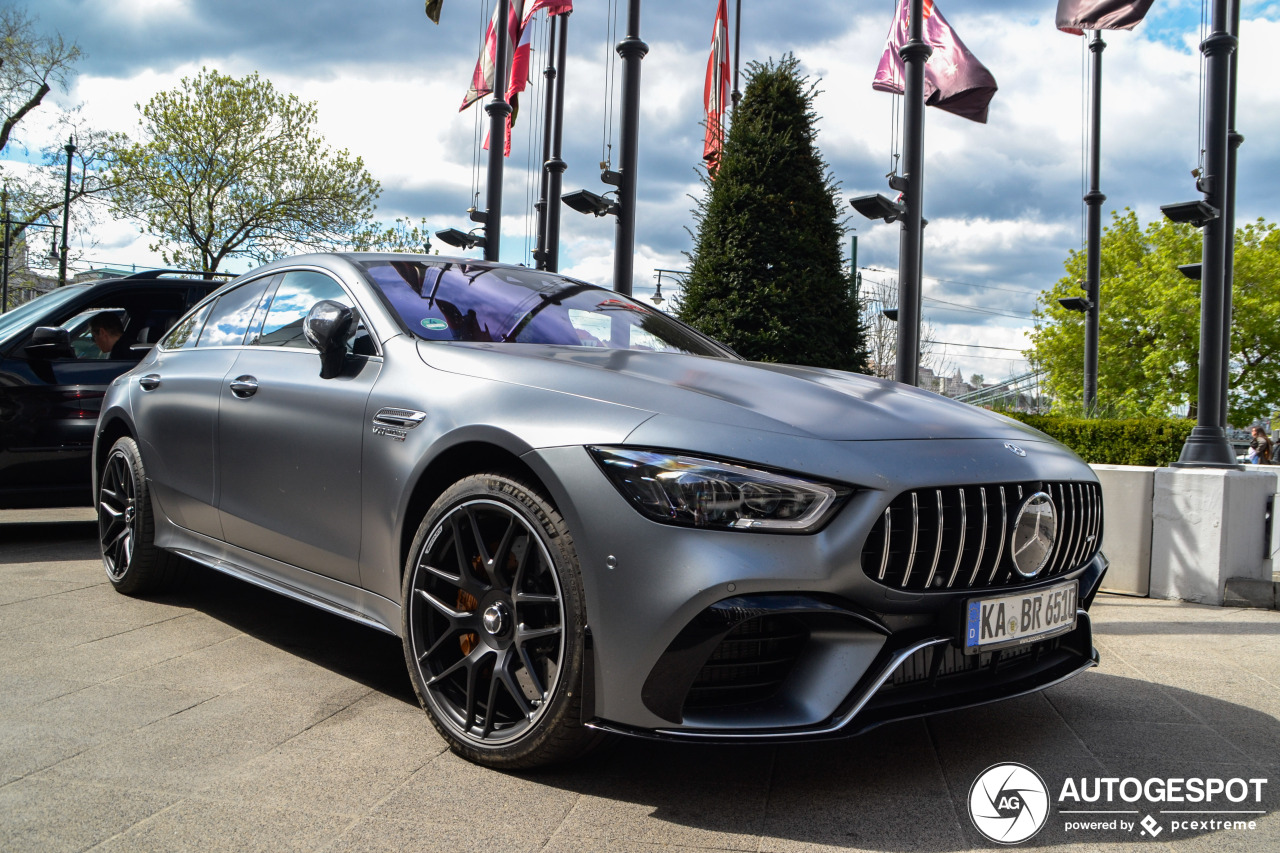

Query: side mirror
25,326,76,359
303,300,354,380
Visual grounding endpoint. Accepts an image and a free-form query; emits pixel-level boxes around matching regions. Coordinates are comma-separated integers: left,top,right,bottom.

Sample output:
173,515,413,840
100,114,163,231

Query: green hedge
1002,414,1196,467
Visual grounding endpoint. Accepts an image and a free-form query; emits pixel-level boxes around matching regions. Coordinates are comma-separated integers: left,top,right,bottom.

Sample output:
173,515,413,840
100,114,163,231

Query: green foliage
1028,209,1280,424
350,217,437,254
677,55,866,371
106,68,381,273
1004,412,1195,467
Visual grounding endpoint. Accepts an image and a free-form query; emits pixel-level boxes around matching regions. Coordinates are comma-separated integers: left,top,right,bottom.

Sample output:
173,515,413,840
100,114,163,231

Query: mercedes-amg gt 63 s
94,253,1106,768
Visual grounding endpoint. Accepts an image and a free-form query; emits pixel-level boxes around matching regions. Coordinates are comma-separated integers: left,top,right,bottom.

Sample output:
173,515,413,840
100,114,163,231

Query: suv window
194,277,274,348
254,270,358,351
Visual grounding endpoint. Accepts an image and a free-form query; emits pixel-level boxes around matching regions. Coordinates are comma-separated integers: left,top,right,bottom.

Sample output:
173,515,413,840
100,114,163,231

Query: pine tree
678,55,867,372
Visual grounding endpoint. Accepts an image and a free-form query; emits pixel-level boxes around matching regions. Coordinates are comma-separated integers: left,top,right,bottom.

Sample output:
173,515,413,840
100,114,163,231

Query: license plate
963,580,1078,655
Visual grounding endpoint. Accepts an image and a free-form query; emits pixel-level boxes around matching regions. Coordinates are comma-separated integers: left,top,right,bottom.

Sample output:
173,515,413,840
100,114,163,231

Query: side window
161,302,214,350
195,277,273,347
255,270,357,350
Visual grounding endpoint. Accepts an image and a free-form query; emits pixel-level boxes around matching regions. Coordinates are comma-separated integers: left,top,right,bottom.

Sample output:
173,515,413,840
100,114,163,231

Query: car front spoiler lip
587,610,1099,743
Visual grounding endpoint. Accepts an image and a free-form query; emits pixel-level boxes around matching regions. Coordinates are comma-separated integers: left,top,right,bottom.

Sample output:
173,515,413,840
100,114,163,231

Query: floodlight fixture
1160,200,1219,227
1058,296,1092,313
562,189,619,217
881,307,899,322
434,227,485,250
850,193,906,224
1177,263,1202,281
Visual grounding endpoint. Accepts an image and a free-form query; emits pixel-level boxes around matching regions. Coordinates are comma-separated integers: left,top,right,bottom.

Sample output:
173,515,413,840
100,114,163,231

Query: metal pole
1,213,9,315
533,13,559,270
612,0,648,296
731,0,742,110
545,12,569,272
1174,0,1239,468
1083,30,1106,415
59,136,75,286
895,0,931,386
1220,0,1242,426
483,0,513,262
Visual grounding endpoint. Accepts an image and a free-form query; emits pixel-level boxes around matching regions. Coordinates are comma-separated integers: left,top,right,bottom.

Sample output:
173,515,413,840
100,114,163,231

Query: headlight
588,447,850,532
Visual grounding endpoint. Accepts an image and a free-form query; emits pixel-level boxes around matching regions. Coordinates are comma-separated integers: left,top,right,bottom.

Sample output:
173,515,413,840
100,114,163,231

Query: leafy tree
106,69,381,273
0,4,119,281
1028,209,1280,424
678,55,866,372
350,217,437,254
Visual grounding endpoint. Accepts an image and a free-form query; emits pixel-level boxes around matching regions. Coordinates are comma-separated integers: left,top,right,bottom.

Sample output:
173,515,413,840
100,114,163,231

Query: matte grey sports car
94,252,1107,768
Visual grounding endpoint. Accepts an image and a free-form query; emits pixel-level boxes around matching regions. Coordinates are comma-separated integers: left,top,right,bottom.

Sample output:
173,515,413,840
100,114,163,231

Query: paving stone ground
2,508,1277,852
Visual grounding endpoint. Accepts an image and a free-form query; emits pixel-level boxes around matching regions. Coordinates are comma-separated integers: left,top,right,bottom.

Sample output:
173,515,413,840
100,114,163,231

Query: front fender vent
860,481,1103,592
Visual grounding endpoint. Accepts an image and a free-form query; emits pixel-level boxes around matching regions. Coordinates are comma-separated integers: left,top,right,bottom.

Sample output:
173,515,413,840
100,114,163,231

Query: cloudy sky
12,0,1280,381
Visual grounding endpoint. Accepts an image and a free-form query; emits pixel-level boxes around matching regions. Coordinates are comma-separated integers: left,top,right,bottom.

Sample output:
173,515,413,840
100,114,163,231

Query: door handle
229,375,259,398
138,374,161,391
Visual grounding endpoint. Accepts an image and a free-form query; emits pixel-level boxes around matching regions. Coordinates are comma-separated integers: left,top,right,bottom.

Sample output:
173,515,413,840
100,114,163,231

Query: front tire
401,473,602,768
98,436,182,595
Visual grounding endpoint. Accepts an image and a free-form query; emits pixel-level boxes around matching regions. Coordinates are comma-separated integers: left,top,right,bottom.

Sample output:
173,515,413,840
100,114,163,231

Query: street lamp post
59,136,75,287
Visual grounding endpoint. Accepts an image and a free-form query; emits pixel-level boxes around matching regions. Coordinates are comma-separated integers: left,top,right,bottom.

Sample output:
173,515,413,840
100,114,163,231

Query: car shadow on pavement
149,560,417,706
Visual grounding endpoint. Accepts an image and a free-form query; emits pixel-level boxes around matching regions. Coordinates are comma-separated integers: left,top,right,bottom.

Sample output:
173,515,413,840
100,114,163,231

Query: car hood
417,341,1045,442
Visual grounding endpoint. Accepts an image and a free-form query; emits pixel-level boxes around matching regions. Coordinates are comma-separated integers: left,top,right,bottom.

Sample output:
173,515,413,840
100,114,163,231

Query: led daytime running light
589,447,848,532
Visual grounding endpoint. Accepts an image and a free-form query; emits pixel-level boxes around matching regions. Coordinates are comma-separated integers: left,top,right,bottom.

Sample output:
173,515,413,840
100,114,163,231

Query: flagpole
1219,0,1242,426
483,0,513,262
533,12,559,270
1082,29,1105,414
895,0,931,386
731,0,742,109
545,11,570,272
613,0,648,296
1173,0,1238,468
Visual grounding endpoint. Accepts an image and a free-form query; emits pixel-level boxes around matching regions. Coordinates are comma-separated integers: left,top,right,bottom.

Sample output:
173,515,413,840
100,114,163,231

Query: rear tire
98,436,183,595
401,473,604,768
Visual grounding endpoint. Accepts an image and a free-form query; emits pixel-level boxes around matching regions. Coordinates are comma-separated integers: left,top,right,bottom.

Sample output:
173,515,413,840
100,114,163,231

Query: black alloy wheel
98,436,180,594
402,474,600,768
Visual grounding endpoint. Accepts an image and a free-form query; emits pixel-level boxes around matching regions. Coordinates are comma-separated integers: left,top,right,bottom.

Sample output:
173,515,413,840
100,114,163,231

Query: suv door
0,283,209,508
216,269,380,587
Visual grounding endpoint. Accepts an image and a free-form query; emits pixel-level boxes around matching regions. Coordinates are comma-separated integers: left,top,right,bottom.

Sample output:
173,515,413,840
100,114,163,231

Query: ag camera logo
969,763,1051,844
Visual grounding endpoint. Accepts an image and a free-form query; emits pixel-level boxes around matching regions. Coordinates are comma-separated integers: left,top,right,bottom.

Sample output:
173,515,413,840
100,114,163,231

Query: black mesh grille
683,616,808,710
888,639,1055,689
860,481,1103,592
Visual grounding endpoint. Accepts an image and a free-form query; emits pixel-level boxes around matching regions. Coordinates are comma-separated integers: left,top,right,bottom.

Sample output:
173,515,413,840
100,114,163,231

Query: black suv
0,270,227,508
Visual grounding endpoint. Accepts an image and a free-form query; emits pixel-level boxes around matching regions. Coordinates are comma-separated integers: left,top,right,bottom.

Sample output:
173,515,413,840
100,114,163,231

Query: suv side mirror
25,326,76,359
303,300,354,380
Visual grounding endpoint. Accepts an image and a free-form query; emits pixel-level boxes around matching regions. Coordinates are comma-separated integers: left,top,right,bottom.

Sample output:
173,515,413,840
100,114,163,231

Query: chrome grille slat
923,490,944,589
967,487,989,587
945,488,967,588
863,480,1103,592
877,507,891,581
901,493,920,588
987,487,1008,584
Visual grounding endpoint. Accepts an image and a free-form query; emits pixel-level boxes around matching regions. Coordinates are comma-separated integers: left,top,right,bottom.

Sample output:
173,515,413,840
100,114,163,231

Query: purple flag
872,0,998,124
1056,0,1156,36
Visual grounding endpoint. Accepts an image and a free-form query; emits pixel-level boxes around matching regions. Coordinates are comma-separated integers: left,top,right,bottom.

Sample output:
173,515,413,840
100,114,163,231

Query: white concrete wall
1149,468,1280,605
1089,465,1155,596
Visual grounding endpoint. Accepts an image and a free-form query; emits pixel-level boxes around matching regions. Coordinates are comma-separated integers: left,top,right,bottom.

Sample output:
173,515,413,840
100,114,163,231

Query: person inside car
89,312,139,361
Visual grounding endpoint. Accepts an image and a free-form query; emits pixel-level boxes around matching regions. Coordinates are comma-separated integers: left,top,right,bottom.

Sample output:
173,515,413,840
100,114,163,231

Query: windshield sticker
421,318,449,331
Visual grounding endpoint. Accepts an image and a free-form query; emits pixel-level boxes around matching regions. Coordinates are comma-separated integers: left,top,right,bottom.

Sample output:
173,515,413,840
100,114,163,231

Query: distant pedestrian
1248,425,1272,465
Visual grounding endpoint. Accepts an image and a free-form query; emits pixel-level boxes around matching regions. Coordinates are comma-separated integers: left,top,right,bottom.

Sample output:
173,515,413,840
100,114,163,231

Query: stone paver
1,509,1277,852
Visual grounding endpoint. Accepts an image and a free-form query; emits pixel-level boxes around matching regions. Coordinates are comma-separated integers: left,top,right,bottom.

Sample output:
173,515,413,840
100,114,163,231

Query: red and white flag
462,0,572,157
703,0,730,174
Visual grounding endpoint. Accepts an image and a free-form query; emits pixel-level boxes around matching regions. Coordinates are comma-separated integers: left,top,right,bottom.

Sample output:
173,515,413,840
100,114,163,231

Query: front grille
888,639,1053,689
683,615,808,710
860,481,1102,592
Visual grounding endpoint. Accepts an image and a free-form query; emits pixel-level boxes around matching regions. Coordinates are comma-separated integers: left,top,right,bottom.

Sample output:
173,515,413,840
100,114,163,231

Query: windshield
360,260,732,357
0,285,89,348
